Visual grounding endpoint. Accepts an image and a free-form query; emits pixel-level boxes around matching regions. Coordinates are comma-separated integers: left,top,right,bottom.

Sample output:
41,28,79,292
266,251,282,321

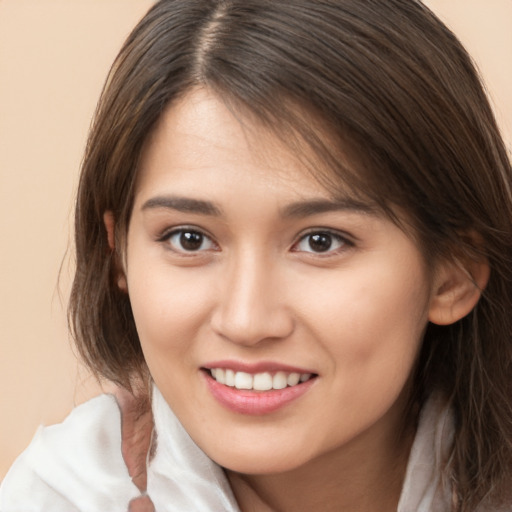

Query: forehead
136,88,369,209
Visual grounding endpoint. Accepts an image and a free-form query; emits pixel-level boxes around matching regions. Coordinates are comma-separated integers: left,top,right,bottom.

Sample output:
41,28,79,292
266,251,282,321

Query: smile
202,365,317,415
209,368,313,391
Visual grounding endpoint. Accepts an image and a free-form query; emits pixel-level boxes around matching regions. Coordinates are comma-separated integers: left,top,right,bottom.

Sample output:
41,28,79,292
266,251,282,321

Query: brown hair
69,1,512,509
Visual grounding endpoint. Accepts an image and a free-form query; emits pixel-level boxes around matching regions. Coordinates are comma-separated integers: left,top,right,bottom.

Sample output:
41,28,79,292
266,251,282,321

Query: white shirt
0,387,455,511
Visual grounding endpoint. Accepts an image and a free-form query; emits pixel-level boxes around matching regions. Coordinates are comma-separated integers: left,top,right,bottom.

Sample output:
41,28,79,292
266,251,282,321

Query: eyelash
157,226,354,256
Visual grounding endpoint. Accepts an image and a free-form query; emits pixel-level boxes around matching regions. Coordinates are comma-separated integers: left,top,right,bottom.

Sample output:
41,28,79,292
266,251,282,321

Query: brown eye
308,233,333,252
166,229,215,252
180,231,203,251
295,231,349,254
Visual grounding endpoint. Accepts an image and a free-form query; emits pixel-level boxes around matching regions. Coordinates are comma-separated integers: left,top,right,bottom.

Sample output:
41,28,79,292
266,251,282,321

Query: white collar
398,394,453,512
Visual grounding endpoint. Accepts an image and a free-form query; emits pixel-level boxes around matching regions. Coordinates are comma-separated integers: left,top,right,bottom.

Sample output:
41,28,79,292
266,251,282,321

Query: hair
69,0,512,509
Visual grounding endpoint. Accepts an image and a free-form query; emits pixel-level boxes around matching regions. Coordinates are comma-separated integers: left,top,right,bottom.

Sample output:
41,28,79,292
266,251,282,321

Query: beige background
0,0,511,479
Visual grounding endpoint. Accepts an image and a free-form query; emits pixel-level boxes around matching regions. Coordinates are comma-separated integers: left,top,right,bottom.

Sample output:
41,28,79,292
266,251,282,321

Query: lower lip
203,371,316,415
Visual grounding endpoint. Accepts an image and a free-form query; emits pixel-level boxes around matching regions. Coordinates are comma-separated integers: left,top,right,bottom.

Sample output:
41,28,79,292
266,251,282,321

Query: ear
103,211,128,292
428,256,489,326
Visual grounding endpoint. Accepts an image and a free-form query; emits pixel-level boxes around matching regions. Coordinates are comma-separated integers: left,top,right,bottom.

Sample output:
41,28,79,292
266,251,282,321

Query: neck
226,399,416,512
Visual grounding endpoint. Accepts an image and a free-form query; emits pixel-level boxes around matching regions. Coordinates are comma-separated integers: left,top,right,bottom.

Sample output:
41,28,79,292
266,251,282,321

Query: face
124,88,436,475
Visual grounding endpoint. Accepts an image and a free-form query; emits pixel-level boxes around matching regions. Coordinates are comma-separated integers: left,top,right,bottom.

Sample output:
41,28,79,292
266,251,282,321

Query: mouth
204,368,315,391
201,365,318,415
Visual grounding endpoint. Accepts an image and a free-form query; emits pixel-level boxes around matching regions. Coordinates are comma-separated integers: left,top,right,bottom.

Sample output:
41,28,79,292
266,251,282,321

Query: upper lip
202,360,317,375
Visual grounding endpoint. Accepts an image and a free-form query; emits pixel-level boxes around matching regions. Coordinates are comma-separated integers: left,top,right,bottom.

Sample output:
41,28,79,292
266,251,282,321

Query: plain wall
0,0,155,479
0,0,511,479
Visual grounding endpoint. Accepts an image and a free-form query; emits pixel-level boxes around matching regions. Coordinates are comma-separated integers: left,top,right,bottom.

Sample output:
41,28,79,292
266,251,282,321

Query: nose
210,251,295,347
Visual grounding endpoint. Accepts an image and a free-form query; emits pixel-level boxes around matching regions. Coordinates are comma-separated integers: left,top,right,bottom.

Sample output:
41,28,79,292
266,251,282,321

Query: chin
201,438,317,476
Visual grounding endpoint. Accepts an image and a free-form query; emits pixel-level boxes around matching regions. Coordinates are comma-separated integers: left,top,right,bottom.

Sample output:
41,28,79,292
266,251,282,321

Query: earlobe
428,258,489,326
103,211,128,292
117,273,128,293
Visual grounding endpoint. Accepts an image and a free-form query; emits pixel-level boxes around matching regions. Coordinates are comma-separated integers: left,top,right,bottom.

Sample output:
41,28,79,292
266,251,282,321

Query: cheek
126,262,215,359
299,256,431,381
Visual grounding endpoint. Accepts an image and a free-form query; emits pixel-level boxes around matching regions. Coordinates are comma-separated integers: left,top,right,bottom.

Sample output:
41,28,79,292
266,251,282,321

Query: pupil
180,231,203,251
309,233,332,252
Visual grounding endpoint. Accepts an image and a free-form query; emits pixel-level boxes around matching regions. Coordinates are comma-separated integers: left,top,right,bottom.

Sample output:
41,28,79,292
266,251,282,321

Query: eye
163,228,216,253
294,231,350,254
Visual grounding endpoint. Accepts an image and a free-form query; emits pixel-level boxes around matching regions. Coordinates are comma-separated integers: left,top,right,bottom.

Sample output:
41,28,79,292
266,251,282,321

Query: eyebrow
141,194,377,219
281,198,378,218
141,196,222,216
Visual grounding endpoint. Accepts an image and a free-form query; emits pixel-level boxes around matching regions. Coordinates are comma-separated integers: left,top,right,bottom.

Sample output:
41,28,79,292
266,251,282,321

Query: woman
2,1,511,510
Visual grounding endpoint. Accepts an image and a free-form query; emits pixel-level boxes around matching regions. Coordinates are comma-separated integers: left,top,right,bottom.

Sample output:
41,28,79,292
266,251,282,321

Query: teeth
273,371,288,390
215,368,225,385
235,371,253,390
287,372,300,386
253,372,273,391
209,369,313,390
225,369,235,387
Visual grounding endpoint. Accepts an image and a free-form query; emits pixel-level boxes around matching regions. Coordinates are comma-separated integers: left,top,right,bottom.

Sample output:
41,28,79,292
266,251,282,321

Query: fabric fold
0,394,142,512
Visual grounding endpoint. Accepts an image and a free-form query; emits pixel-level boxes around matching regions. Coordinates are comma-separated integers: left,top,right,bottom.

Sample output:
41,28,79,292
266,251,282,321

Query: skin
114,88,484,511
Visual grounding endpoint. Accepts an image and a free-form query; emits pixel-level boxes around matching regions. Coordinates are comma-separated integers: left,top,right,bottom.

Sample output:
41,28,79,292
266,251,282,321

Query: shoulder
0,394,140,512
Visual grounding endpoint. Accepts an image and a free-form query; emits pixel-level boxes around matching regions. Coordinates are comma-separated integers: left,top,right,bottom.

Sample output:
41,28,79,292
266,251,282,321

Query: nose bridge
211,246,293,345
